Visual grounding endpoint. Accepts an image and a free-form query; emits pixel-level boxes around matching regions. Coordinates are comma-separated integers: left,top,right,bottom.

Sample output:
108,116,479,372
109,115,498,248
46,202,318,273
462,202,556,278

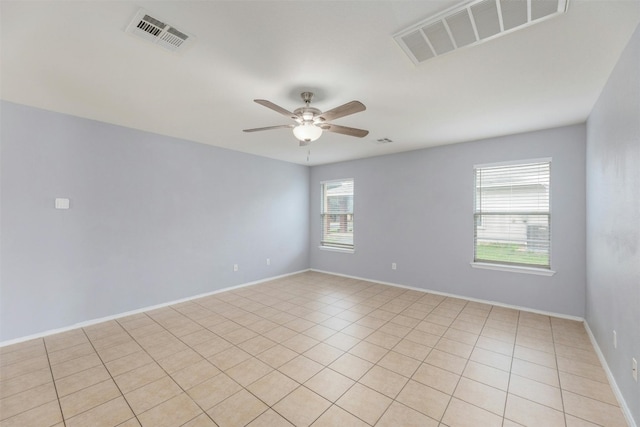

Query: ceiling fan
243,92,369,146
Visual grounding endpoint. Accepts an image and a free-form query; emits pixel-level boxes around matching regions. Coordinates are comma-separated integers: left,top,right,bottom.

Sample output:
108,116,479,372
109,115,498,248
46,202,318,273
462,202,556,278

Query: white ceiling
1,1,639,165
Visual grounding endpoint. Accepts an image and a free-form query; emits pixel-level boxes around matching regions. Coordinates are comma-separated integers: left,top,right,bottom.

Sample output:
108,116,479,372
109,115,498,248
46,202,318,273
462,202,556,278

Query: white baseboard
584,322,637,427
310,269,583,321
0,269,310,348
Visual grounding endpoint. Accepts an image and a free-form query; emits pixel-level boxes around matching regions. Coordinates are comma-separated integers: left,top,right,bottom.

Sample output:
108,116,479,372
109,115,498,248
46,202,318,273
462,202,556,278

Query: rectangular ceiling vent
394,0,568,65
125,9,194,52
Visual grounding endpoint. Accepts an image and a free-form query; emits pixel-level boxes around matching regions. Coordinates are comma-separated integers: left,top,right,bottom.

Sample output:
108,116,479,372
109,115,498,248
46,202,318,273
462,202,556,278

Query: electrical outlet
233,264,238,272
391,262,397,270
266,258,270,266
613,330,617,349
633,358,637,382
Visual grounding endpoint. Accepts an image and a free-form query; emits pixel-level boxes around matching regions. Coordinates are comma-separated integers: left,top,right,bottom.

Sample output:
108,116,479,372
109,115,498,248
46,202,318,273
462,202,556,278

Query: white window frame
470,158,555,276
320,178,354,253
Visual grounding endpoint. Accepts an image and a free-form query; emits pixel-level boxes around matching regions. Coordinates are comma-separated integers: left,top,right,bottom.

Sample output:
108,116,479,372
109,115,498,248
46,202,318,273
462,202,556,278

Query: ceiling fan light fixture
293,122,322,142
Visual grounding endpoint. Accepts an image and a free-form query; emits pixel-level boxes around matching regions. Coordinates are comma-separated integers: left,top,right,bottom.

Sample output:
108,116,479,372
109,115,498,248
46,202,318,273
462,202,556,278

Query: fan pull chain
307,149,311,162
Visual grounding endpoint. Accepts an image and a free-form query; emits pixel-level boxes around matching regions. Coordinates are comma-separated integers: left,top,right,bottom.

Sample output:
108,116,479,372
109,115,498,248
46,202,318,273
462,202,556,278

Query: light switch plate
55,198,70,209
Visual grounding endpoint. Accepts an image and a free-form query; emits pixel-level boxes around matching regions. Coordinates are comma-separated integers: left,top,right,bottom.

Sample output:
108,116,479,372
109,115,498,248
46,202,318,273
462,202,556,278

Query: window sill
319,246,355,254
470,262,556,276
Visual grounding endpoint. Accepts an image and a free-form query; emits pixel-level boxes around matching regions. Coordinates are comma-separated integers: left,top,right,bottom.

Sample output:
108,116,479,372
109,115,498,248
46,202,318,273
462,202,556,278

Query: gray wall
310,124,586,317
0,101,310,342
586,24,640,425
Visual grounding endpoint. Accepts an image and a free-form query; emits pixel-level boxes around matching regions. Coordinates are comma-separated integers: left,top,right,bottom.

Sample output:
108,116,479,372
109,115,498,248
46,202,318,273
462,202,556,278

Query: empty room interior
1,1,639,426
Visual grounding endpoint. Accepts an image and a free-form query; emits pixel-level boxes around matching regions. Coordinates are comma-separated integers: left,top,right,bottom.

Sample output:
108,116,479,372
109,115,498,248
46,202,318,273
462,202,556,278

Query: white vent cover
125,9,193,52
394,0,568,64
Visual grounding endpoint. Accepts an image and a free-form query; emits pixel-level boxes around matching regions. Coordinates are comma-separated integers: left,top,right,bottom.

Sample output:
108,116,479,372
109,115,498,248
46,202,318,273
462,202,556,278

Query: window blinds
474,161,550,268
321,179,354,250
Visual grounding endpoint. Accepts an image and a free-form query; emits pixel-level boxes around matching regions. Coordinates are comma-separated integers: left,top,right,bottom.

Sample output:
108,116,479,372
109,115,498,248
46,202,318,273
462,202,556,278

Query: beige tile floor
0,271,629,427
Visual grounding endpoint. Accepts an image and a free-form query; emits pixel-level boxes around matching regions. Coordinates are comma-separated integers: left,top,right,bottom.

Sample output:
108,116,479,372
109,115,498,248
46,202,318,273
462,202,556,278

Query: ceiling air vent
125,9,194,52
394,0,568,65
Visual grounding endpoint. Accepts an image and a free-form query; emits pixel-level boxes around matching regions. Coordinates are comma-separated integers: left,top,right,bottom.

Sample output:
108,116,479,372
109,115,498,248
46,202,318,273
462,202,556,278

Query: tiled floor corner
0,272,629,426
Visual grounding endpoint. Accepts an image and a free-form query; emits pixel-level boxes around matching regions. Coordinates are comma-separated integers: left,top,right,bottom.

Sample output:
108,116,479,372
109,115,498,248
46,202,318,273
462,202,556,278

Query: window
474,160,551,269
321,179,354,250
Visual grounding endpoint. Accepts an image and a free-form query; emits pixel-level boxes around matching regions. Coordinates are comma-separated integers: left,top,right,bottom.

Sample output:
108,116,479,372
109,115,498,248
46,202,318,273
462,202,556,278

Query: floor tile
396,379,450,421
329,353,373,381
412,362,460,395
207,346,252,371
442,328,479,346
47,342,96,366
282,334,320,353
365,331,402,350
186,373,242,411
475,336,514,356
461,360,509,391
65,396,134,427
304,368,354,402
247,408,294,426
562,390,627,427
508,374,563,411
279,355,323,383
559,370,618,405
510,358,559,387
181,413,218,427
257,344,298,368
170,359,220,389
324,332,360,352
247,370,299,406
0,382,57,421
376,401,439,427
113,363,166,394
434,338,474,359
273,386,331,426
513,345,557,369
469,347,512,372
348,340,388,363
0,368,52,399
156,349,203,374
392,338,432,361
425,349,468,375
310,404,368,427
208,389,268,427
359,365,408,398
377,350,421,377
238,335,277,355
138,393,203,427
336,382,392,425
105,351,154,377
557,356,608,383
59,378,121,419
0,400,63,427
441,397,503,427
303,343,344,366
50,354,102,380
504,393,565,427
453,377,506,416
124,375,182,415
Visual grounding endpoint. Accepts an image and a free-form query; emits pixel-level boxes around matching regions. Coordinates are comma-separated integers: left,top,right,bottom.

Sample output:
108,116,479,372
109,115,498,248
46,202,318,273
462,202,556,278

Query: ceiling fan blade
321,124,369,138
318,101,366,122
243,124,295,133
254,99,299,120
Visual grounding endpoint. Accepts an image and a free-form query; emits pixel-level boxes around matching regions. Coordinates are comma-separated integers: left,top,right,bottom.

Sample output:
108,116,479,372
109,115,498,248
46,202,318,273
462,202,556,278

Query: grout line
77,328,139,427
39,338,68,427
